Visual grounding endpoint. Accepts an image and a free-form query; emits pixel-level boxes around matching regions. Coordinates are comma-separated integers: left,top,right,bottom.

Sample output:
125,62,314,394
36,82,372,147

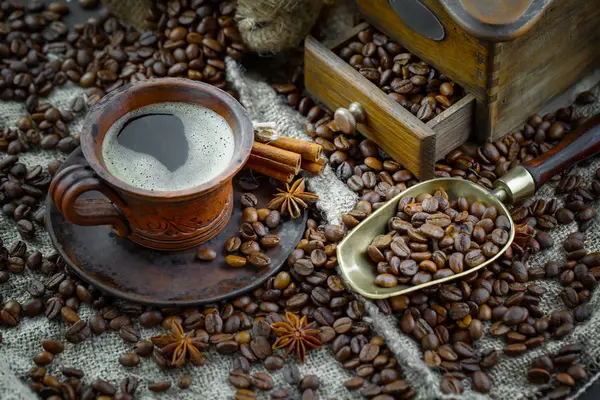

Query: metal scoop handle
493,114,600,203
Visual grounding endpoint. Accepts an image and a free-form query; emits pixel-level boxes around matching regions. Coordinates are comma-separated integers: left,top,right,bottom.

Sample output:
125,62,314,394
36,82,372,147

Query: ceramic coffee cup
49,78,253,251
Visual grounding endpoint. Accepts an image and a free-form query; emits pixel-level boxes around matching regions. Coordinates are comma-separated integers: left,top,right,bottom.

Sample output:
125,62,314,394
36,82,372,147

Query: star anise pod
267,178,318,219
151,321,208,368
270,312,322,363
513,223,534,247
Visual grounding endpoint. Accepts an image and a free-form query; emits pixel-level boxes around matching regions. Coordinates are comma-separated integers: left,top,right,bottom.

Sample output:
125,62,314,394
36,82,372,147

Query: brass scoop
337,114,600,299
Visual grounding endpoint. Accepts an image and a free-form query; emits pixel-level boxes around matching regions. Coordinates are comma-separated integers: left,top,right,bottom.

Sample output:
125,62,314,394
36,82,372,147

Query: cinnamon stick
251,142,301,170
245,159,294,183
301,158,326,175
268,137,322,162
249,154,299,175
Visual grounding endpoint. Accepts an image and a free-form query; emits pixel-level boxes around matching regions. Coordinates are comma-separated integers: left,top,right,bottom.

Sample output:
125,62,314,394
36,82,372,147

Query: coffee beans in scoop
367,188,510,288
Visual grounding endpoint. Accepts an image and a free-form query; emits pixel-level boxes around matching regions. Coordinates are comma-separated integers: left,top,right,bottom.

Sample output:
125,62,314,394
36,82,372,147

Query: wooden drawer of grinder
304,23,476,180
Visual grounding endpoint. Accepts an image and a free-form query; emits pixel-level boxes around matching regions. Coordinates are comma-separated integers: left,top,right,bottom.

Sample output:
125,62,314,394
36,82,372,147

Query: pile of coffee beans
337,26,464,122
229,366,328,400
27,366,143,399
527,344,588,399
437,108,584,188
367,188,509,288
268,70,598,394
202,192,283,269
550,168,598,232
0,1,72,103
9,104,78,154
5,213,415,398
335,109,586,234
0,155,52,238
1,0,244,155
0,0,242,103
262,31,600,395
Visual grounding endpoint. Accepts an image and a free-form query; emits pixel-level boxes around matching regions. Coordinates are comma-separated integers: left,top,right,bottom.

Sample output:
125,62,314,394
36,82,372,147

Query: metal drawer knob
334,102,366,134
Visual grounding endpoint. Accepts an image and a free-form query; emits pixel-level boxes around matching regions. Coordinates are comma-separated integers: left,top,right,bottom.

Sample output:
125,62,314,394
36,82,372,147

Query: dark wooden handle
49,164,130,237
523,114,600,188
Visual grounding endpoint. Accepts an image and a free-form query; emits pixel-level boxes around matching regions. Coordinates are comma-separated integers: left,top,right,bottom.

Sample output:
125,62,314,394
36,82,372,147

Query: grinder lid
440,0,553,41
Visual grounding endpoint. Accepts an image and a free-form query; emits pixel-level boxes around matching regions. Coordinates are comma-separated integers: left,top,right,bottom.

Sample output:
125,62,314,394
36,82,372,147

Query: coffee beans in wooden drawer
337,27,464,122
366,188,508,288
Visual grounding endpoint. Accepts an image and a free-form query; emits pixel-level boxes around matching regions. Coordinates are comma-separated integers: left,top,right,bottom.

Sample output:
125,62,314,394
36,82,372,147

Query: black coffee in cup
101,102,235,191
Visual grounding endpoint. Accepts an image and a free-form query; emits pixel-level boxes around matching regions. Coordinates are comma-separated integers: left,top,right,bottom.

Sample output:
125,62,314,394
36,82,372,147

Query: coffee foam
102,102,235,192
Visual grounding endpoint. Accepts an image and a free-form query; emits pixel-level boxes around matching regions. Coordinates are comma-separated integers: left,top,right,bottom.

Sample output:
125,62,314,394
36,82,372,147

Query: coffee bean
472,371,491,393
60,307,80,324
527,368,551,383
441,376,463,394
240,193,258,208
133,340,154,357
247,252,271,268
89,315,107,335
41,340,64,355
119,325,140,343
226,236,242,252
226,255,247,268
299,375,320,391
258,235,279,250
196,247,217,261
376,273,398,288
283,365,301,385
554,322,574,338
567,364,588,381
229,371,252,389
503,343,527,356
44,297,62,320
249,336,271,360
148,381,171,392
178,375,192,390
344,377,365,390
92,379,116,395
512,261,529,283
251,372,273,391
65,320,91,343
324,224,345,242
264,210,281,228
561,288,579,308
556,208,575,224
263,355,284,371
555,372,575,387
120,376,139,395
119,352,140,367
294,259,314,276
545,261,561,278
576,91,596,104
234,389,256,400
33,351,54,366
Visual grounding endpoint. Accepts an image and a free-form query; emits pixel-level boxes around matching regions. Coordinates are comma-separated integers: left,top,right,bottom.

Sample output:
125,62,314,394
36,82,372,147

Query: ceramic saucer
45,148,306,306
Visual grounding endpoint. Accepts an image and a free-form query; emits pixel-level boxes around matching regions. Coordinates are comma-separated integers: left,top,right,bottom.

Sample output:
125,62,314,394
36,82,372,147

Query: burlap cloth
1,18,600,400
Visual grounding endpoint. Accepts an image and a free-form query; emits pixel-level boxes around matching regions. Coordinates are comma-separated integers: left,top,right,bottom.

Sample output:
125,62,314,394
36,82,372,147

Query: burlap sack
101,0,152,32
235,0,336,53
102,0,340,54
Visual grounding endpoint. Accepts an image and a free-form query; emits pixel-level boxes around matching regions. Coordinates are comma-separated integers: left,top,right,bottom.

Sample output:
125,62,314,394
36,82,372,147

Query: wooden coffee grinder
305,0,600,179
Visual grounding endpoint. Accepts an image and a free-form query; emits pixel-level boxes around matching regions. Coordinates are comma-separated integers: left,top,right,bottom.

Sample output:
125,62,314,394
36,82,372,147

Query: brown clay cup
49,78,253,251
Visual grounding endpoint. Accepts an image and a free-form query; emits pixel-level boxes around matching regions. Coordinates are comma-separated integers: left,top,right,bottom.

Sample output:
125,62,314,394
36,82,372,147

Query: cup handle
49,164,130,237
